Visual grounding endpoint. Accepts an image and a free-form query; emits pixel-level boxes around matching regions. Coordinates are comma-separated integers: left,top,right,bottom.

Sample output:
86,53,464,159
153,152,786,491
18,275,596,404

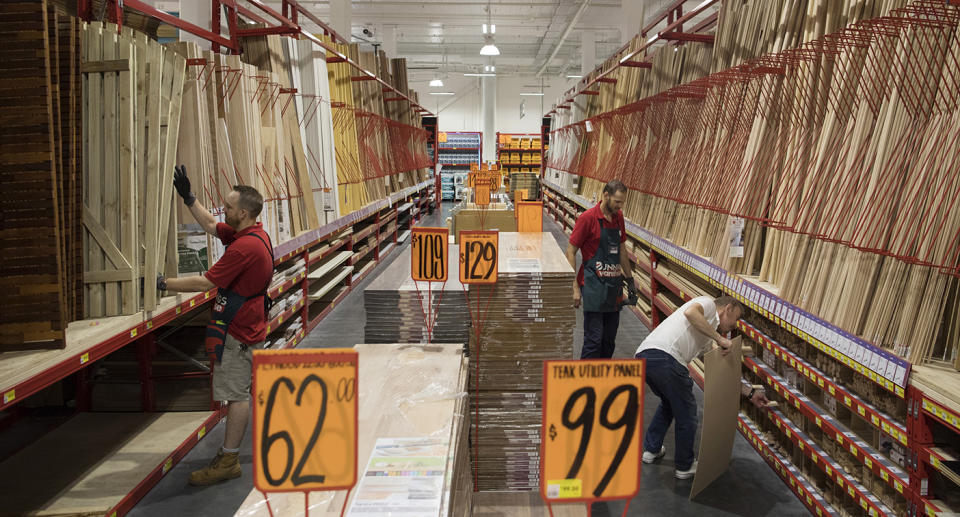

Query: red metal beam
660,31,715,43
579,90,600,95
620,60,653,68
236,4,270,24
597,77,617,83
641,0,689,35
122,0,239,51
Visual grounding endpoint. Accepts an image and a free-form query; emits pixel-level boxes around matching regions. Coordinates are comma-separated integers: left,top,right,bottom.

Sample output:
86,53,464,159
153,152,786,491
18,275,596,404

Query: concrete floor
128,201,809,517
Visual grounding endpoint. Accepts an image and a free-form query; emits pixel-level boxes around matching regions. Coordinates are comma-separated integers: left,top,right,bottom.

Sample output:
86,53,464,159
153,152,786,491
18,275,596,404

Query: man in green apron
565,180,637,358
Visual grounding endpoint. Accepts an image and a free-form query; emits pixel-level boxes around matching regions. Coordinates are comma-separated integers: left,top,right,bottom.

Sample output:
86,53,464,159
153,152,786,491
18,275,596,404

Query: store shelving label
541,359,644,503
3,390,14,404
252,348,359,493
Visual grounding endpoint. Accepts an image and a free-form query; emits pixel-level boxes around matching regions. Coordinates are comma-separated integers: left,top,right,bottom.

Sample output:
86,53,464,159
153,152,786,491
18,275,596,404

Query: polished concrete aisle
129,201,808,517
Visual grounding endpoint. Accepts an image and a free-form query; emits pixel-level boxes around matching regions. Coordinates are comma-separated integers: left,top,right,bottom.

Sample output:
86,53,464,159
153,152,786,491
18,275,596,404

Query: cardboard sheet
689,336,742,499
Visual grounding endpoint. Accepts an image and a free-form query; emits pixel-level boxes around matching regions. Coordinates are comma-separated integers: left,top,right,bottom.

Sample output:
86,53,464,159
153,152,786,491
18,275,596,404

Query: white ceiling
272,1,714,77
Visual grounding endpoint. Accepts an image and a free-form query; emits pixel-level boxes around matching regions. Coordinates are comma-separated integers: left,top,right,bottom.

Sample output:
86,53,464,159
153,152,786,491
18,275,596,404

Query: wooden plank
0,412,214,516
83,206,132,271
101,23,120,315
117,27,138,315
83,21,104,318
80,58,129,73
141,40,163,311
157,52,185,280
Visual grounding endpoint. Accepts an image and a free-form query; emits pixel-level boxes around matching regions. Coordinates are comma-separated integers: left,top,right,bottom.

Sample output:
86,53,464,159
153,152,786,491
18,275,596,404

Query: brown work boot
188,449,242,486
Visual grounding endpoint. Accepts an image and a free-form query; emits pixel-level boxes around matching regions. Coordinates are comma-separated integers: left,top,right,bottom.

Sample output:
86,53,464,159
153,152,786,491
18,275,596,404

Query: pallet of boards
234,343,471,516
81,21,185,318
471,233,576,491
1,2,82,351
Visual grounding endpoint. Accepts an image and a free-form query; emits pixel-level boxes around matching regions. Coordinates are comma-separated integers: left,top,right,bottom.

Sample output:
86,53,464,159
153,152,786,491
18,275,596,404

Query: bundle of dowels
546,0,960,365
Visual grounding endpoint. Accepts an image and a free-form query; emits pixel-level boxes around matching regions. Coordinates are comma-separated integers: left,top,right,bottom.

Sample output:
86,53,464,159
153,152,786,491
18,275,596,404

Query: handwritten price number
554,384,639,497
411,230,447,281
259,375,356,487
459,234,497,284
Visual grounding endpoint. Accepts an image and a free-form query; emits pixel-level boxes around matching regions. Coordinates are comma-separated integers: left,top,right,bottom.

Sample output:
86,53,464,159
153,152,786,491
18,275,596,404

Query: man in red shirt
159,166,274,486
565,180,637,359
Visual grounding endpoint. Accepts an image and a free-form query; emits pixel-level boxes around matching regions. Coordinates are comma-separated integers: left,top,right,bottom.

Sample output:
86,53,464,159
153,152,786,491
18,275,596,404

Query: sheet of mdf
233,343,469,517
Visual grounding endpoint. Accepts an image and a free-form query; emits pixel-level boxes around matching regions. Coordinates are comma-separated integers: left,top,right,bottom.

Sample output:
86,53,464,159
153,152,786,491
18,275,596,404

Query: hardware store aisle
128,203,806,517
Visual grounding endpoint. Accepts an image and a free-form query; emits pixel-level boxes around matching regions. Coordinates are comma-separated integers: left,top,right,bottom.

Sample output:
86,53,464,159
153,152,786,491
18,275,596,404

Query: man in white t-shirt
634,295,768,479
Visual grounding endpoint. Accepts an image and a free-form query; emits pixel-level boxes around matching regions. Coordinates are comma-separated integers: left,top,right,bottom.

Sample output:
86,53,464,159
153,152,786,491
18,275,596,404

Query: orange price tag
475,182,491,206
459,231,498,284
541,359,645,503
252,348,358,493
438,132,448,143
517,200,544,233
411,227,449,282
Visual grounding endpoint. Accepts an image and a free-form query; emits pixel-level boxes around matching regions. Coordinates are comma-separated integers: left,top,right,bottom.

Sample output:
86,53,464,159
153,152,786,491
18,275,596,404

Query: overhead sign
252,348,359,494
411,227,449,282
541,359,645,503
459,231,498,284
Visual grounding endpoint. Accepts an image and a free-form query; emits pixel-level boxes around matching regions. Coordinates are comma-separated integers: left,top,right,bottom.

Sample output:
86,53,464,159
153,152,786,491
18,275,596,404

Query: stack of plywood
0,1,81,350
363,246,470,346
234,343,472,516
472,233,575,491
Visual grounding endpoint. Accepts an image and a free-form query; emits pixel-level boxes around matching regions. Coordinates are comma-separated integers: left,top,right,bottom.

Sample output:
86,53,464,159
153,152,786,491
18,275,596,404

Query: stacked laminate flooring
472,232,575,491
363,245,470,346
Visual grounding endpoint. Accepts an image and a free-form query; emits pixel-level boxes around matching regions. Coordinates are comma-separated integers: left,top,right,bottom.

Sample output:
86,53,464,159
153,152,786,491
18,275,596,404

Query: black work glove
626,278,638,296
173,165,196,207
157,275,167,292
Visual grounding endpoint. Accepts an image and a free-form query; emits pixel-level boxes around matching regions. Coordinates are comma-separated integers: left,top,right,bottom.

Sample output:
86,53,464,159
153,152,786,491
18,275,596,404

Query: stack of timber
81,21,186,318
0,2,80,350
472,233,575,491
288,38,340,225
546,0,960,366
234,344,472,516
363,246,470,346
241,30,320,240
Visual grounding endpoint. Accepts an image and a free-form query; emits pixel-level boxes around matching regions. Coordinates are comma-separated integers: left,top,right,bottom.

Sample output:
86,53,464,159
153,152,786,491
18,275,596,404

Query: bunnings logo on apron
582,225,623,313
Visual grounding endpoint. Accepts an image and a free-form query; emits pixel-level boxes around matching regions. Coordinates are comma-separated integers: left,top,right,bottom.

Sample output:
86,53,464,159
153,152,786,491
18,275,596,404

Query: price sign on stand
411,227,449,282
541,359,645,507
459,231,498,284
252,349,359,513
475,182,491,206
517,200,544,232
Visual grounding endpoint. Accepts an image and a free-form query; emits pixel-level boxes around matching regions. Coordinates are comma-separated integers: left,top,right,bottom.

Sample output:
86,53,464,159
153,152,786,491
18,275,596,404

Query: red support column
136,334,156,412
75,367,93,412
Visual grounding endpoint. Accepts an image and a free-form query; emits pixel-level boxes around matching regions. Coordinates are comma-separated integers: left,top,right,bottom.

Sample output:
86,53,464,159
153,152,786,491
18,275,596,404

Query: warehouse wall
421,75,571,135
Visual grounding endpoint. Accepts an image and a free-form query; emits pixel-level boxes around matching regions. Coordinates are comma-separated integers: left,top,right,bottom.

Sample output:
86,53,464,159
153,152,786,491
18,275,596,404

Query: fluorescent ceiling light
464,73,496,77
429,92,456,95
484,65,496,72
566,75,582,79
482,24,488,34
429,78,444,87
520,93,544,96
491,24,496,34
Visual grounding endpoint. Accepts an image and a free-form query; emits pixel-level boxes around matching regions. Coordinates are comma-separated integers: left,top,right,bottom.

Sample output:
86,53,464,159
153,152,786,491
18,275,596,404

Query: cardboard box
451,208,517,242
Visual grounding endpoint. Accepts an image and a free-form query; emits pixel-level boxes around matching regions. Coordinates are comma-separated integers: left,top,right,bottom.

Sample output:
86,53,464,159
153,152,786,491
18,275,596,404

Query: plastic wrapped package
233,343,471,517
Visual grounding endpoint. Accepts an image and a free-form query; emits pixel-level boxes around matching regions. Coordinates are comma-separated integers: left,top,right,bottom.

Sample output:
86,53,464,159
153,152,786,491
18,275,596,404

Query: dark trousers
636,349,697,470
581,311,620,359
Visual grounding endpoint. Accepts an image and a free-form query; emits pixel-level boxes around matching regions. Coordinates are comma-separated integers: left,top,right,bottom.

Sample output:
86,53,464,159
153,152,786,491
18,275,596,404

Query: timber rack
542,179,960,517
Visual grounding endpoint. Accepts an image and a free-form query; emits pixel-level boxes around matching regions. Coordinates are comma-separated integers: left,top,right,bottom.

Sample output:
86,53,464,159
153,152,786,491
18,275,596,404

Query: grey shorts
213,334,263,402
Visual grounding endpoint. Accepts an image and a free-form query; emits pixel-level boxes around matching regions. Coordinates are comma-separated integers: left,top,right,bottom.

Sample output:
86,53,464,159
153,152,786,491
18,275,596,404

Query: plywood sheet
690,336,743,499
234,343,469,516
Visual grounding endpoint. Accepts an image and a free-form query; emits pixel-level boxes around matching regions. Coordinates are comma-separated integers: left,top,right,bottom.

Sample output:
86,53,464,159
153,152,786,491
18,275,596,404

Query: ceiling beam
536,0,591,77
